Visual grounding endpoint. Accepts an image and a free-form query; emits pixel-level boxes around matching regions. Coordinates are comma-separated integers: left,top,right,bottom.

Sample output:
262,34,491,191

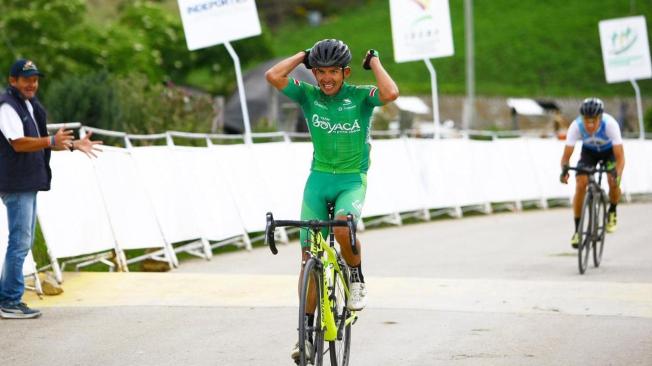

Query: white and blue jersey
565,113,623,152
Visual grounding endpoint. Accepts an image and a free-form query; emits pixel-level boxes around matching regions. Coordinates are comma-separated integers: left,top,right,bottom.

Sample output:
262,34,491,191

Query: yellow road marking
23,272,652,318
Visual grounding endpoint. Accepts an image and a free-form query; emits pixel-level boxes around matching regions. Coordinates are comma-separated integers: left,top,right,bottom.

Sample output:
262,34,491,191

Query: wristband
50,135,55,148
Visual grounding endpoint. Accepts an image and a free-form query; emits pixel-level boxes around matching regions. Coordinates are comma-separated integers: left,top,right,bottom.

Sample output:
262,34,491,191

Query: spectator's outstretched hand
75,131,103,158
54,127,74,150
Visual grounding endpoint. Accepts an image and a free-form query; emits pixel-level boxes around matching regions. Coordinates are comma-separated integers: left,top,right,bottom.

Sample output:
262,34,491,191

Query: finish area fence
2,126,652,291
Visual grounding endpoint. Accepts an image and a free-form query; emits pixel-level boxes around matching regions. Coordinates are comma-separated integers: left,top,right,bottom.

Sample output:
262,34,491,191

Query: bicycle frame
570,162,610,201
307,229,357,341
568,162,611,199
265,211,359,342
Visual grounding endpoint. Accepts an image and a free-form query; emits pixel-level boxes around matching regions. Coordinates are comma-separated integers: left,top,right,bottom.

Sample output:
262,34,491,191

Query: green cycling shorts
299,171,367,247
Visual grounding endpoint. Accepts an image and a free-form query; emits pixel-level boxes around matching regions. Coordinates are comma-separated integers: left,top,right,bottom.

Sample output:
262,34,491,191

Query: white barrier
178,147,247,242
366,138,426,219
622,140,652,195
92,146,174,267
30,135,652,281
411,138,488,209
210,144,276,233
37,151,117,280
248,141,310,220
286,142,315,216
490,139,542,205
129,146,204,245
526,139,575,202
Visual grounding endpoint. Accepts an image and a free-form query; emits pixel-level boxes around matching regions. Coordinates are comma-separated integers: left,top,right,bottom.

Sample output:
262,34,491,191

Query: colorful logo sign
411,0,431,10
609,27,638,55
390,0,454,63
599,16,651,83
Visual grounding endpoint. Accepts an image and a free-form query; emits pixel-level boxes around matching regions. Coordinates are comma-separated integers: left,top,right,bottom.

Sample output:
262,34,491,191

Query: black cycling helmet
308,39,352,68
579,97,604,117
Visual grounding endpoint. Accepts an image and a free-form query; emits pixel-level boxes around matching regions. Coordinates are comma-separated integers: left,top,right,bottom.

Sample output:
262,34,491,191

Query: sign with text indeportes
178,0,262,51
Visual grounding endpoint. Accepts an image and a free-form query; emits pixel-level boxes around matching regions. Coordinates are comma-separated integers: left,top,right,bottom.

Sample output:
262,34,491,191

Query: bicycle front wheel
577,192,593,275
328,265,352,366
298,258,325,366
593,190,607,268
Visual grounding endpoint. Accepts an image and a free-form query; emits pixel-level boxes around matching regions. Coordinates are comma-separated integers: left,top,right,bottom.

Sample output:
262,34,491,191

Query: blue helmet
580,98,604,117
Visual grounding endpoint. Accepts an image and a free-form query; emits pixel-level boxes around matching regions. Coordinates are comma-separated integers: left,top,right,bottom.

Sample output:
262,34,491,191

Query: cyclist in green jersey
266,39,398,362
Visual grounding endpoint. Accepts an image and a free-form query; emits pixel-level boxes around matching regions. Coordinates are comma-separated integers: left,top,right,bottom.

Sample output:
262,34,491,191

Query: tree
1,0,273,94
1,0,274,132
0,0,101,77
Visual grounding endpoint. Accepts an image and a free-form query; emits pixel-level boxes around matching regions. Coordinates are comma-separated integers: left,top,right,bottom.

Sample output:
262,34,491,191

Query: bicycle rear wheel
298,258,325,366
328,265,352,366
593,190,607,268
577,193,593,275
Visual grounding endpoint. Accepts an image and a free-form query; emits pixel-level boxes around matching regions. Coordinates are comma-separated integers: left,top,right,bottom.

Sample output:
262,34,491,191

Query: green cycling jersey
282,78,384,174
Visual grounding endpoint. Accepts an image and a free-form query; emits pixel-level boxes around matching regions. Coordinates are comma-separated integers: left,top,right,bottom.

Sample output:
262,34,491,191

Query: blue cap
9,59,44,78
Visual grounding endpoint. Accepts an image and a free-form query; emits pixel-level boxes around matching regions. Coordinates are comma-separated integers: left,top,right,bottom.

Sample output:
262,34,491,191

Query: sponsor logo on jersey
313,101,328,109
584,136,610,147
312,115,361,134
339,98,357,111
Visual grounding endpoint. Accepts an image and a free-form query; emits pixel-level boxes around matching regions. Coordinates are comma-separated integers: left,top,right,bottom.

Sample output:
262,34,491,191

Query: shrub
44,71,215,136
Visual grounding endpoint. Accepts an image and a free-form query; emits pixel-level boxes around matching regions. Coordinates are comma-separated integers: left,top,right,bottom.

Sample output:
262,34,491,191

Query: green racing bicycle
265,204,358,366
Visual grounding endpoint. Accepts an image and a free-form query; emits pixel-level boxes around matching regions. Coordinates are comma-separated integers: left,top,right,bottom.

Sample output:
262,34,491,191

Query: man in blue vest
0,59,102,319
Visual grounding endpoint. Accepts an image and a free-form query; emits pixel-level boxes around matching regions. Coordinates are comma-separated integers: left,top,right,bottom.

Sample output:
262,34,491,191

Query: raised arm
265,51,306,91
365,51,399,103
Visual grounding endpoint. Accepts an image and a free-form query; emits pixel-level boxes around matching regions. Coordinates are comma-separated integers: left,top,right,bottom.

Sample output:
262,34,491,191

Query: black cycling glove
559,164,570,183
302,48,312,69
363,49,379,70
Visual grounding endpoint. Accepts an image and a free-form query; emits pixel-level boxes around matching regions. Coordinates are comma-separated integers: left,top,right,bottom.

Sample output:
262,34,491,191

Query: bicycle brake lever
346,214,358,255
265,212,278,255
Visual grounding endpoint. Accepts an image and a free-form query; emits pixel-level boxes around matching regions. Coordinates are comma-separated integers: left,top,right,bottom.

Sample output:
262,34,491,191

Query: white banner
177,0,262,51
389,0,454,63
599,16,652,83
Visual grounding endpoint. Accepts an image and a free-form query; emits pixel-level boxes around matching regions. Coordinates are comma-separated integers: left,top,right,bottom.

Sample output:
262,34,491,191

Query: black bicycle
568,163,610,274
265,203,358,366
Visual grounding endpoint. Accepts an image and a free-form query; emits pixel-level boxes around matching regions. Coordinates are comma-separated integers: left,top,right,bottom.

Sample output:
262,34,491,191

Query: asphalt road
3,203,651,366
